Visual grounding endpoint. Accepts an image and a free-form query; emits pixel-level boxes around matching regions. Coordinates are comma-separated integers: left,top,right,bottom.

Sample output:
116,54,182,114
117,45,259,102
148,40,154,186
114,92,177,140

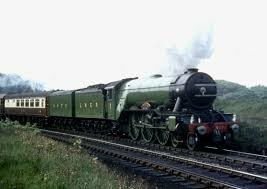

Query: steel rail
206,146,267,161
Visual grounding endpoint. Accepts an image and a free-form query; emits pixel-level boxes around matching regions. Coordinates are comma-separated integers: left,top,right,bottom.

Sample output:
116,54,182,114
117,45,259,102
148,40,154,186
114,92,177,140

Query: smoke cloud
163,27,214,75
0,73,44,94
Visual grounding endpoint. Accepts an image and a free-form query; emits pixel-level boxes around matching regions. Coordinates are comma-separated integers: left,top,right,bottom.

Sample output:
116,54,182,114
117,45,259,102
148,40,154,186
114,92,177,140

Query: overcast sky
1,0,266,90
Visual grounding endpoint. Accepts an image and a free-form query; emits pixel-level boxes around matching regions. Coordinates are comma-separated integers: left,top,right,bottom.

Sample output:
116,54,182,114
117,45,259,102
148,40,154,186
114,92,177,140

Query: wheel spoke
129,114,140,140
156,129,170,145
141,127,155,143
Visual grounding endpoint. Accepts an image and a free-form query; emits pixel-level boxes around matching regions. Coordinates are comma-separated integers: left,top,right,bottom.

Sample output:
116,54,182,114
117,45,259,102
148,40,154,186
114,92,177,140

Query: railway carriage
4,92,50,124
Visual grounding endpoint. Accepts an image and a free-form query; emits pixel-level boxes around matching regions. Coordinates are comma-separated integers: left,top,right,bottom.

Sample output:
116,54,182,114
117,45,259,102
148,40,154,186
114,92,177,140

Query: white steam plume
162,27,214,75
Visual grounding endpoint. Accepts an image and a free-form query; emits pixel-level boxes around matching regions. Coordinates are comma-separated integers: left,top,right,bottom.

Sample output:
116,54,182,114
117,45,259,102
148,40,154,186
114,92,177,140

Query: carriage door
106,89,115,119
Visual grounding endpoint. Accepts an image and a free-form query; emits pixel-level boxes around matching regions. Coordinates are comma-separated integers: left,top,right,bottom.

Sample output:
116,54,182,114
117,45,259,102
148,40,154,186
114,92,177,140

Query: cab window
107,90,112,100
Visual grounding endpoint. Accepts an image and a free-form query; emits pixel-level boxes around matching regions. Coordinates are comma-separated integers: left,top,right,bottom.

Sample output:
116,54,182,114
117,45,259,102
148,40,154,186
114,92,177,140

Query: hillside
215,80,267,118
216,80,267,100
0,73,43,94
215,80,267,152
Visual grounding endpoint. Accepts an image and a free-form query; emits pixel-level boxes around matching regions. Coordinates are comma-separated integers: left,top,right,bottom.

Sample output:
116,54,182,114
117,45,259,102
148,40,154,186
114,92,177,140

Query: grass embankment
0,120,144,189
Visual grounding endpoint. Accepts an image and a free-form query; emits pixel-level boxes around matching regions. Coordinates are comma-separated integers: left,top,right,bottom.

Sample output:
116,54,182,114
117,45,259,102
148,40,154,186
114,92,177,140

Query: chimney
184,68,198,74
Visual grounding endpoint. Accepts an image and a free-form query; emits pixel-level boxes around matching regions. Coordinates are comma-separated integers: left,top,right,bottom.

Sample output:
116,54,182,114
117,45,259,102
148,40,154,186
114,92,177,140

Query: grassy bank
0,120,144,189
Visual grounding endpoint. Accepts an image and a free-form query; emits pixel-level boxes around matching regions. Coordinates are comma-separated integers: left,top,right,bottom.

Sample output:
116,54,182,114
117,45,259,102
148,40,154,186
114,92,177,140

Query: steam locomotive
0,68,239,150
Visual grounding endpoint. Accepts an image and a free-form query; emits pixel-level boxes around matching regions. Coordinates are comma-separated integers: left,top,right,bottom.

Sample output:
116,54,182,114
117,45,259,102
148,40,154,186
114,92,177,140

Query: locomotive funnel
184,68,198,74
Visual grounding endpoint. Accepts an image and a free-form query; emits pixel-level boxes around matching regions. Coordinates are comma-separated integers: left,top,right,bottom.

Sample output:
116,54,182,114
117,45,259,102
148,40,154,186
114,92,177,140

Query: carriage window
90,102,93,108
16,100,20,107
84,103,87,108
25,99,29,107
95,102,98,108
21,100,25,107
30,99,34,107
41,99,44,107
35,99,40,107
107,90,112,100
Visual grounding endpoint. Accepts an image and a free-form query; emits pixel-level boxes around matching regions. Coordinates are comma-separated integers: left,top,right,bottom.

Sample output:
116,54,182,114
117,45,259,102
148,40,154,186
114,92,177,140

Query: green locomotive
2,68,239,150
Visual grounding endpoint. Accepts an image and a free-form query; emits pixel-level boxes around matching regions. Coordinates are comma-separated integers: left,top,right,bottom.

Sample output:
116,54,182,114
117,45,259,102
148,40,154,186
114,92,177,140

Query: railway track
41,129,267,189
43,127,267,177
49,127,267,176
